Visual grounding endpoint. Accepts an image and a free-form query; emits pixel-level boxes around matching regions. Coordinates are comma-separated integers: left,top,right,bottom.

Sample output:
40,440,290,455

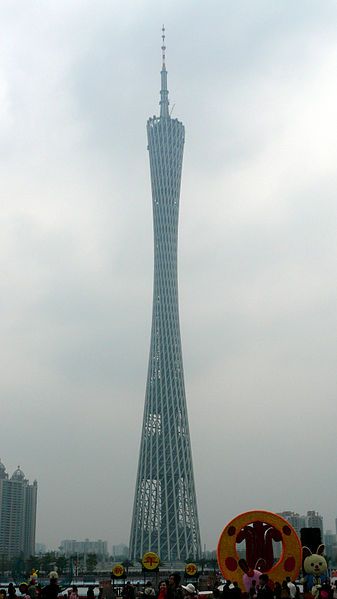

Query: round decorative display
217,510,302,590
185,563,198,576
112,564,125,577
142,551,160,570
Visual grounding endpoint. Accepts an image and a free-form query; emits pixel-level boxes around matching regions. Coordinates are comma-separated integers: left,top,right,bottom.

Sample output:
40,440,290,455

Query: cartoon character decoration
302,545,328,598
28,570,39,598
217,510,303,592
238,558,266,592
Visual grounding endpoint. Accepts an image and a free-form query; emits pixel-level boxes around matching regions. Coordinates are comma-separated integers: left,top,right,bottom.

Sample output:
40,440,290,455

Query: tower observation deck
129,29,202,561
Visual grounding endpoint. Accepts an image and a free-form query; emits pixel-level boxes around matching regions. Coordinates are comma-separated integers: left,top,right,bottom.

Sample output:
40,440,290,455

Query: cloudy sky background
1,0,336,552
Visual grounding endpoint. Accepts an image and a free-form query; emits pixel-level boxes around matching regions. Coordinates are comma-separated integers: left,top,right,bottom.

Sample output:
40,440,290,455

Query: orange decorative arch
217,510,302,590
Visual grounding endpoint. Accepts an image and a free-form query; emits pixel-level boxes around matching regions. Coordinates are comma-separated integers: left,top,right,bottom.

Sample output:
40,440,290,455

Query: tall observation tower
129,29,202,562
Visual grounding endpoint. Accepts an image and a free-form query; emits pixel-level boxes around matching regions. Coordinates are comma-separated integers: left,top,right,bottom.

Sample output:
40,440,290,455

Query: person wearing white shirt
286,578,296,599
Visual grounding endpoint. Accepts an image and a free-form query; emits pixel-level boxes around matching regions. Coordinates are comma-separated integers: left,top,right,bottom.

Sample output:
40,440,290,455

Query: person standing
167,574,183,599
122,583,135,599
134,584,142,599
144,583,155,598
181,584,198,599
7,585,16,599
18,585,31,599
68,587,78,599
41,572,60,599
222,581,232,599
157,581,168,599
101,582,116,599
249,580,257,599
273,582,282,599
87,587,95,599
257,575,273,599
280,582,289,599
332,581,337,599
286,578,296,599
230,583,241,599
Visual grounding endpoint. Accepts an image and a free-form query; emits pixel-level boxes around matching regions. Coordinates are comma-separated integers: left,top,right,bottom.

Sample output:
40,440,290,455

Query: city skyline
35,508,332,554
0,1,336,551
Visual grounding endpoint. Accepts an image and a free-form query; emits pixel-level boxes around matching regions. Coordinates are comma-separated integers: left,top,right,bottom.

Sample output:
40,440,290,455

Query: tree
208,559,218,573
40,552,57,575
0,553,10,576
197,558,207,574
56,556,68,575
86,554,97,573
25,555,41,577
12,552,26,578
122,559,133,576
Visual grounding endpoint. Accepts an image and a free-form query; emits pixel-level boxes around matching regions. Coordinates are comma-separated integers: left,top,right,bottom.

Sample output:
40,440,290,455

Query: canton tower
129,29,202,562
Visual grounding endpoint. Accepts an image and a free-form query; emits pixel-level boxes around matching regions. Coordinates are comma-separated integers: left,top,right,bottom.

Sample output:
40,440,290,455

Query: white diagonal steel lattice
129,33,202,562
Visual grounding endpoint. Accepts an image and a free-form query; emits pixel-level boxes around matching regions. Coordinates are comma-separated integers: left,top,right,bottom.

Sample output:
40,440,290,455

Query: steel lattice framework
129,30,202,562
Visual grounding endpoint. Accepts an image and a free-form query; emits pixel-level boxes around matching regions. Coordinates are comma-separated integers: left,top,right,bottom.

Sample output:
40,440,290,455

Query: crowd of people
0,574,189,599
119,573,196,599
0,571,62,599
114,574,337,599
217,575,337,599
1,572,337,599
0,574,198,599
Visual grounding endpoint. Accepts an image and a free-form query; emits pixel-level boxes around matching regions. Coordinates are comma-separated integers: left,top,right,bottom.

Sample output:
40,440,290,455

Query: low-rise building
59,539,108,558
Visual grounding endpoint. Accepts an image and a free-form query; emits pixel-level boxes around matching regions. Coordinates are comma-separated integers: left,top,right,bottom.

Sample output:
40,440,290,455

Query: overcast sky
1,0,336,554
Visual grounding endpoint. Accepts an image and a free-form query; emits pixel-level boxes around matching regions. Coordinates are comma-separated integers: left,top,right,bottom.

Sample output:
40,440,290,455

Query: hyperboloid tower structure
129,29,202,562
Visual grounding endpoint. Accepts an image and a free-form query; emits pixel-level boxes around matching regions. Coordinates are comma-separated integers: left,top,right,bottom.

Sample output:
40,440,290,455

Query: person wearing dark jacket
87,587,95,599
222,582,232,599
122,583,135,599
7,586,16,599
167,574,184,599
41,573,60,599
257,575,273,599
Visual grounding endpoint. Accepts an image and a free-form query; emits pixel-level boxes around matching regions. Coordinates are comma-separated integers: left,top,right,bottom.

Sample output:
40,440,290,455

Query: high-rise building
129,29,202,561
324,530,336,547
306,510,323,537
278,510,324,539
0,461,37,559
278,511,306,535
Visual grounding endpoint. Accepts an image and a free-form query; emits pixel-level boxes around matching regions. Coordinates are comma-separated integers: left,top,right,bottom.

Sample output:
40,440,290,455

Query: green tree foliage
25,555,41,577
208,558,218,572
122,559,133,576
86,554,97,573
40,551,57,574
12,552,26,578
197,558,207,573
56,556,68,574
0,553,10,575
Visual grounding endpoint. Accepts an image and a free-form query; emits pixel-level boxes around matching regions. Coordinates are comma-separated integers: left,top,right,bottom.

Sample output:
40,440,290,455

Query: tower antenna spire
161,24,166,68
160,25,169,118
